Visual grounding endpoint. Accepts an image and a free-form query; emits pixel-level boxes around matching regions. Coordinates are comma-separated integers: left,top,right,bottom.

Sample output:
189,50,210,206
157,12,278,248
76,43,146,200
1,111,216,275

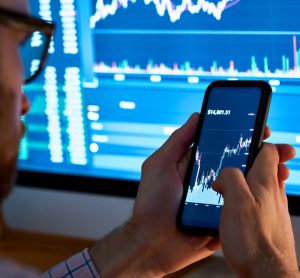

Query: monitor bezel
16,170,139,198
288,196,300,216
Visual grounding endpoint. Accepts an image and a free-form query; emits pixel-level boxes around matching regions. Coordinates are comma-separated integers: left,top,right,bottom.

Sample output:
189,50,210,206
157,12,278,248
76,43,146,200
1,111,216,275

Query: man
0,0,298,277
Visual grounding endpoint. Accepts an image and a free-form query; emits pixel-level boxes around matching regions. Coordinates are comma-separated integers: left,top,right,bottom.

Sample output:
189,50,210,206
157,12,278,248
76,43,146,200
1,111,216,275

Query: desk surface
0,226,95,272
168,255,234,278
0,226,234,277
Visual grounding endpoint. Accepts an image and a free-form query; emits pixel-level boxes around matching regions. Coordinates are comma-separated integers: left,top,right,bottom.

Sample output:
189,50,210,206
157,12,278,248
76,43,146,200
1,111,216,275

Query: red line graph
224,0,240,10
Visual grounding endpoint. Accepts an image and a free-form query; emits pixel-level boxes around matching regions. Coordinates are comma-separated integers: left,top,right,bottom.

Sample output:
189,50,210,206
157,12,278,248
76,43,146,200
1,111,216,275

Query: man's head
0,0,30,199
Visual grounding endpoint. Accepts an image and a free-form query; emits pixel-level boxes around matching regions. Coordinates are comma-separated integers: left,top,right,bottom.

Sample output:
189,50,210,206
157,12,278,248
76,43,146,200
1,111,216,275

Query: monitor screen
18,0,300,202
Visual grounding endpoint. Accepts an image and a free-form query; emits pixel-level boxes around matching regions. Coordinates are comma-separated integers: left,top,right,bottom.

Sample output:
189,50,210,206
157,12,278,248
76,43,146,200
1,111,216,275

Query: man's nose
21,94,31,115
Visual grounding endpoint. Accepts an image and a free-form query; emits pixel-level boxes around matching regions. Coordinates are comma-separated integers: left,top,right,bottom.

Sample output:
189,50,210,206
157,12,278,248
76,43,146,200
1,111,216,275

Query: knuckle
170,128,180,139
220,167,242,179
141,158,152,173
263,143,279,158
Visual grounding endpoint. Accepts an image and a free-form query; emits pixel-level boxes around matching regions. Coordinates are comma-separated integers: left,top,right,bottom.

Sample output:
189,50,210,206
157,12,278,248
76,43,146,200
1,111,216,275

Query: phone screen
180,86,264,230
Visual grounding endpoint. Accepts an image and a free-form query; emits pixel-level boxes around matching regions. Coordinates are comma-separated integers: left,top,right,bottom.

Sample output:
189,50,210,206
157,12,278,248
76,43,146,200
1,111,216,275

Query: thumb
212,168,252,203
154,113,199,163
246,143,279,197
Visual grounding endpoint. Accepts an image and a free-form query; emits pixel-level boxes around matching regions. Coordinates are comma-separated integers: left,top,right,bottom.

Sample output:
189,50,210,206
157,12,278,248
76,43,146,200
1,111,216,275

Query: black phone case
177,80,272,236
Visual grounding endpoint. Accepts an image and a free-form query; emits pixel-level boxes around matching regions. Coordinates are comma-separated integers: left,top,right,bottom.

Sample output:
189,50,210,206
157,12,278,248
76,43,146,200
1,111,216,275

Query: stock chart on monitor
19,0,300,196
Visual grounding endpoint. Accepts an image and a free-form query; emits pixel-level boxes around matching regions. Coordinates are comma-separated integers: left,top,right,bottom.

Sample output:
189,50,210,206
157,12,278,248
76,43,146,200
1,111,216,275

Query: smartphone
177,80,272,236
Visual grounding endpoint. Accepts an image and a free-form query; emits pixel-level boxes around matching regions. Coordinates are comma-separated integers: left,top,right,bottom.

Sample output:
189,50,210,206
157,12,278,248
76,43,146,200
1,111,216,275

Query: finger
154,113,199,163
212,168,252,201
279,180,286,192
278,164,290,181
276,144,296,163
189,236,221,252
206,237,221,252
246,143,279,194
263,126,271,140
278,183,288,206
189,235,213,250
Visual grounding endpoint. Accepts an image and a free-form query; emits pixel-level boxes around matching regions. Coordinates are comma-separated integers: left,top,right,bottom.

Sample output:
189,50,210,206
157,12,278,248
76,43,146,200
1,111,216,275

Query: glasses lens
20,31,48,82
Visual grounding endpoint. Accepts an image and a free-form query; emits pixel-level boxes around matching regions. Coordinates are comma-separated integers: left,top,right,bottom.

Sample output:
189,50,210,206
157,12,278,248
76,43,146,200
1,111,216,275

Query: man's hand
131,112,220,275
213,143,299,277
90,113,220,277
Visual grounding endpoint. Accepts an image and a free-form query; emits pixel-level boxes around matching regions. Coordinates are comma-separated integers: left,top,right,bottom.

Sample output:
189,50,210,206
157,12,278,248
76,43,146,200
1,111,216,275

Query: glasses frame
0,7,55,84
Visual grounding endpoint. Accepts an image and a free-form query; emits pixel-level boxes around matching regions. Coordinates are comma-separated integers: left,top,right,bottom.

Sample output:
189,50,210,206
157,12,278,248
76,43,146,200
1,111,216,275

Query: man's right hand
213,143,299,277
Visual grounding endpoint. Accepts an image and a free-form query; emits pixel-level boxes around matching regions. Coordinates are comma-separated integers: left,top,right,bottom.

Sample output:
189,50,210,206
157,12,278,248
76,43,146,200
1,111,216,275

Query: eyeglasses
0,7,54,84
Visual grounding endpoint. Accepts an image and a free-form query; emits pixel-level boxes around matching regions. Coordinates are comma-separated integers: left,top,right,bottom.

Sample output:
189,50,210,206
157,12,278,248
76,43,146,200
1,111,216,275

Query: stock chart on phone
182,86,262,228
20,0,300,195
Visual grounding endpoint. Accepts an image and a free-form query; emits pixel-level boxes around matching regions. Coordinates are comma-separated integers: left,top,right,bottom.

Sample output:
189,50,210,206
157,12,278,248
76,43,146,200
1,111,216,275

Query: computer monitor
18,0,300,212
